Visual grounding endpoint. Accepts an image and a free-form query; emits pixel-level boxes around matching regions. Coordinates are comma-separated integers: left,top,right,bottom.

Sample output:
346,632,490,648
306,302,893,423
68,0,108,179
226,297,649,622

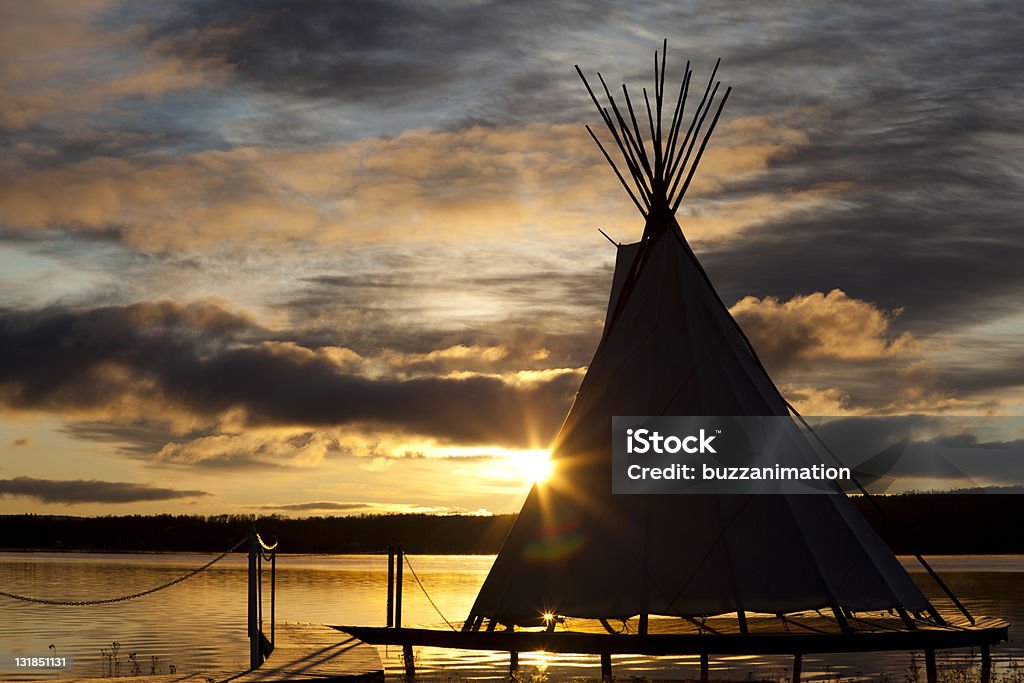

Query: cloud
259,500,489,515
731,289,918,371
0,116,809,252
154,430,336,468
0,2,227,132
0,301,578,451
153,0,606,113
11,438,29,447
0,476,208,504
782,386,860,417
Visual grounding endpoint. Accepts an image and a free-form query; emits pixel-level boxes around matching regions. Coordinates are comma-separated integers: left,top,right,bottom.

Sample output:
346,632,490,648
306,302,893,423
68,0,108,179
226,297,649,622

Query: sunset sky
1,2,1022,516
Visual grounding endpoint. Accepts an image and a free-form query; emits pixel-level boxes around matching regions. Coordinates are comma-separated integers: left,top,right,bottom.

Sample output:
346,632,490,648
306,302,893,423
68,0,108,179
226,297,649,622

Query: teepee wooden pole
654,54,663,153
586,125,649,217
598,74,651,177
664,68,691,179
642,86,659,181
668,81,720,205
602,105,653,201
672,86,731,211
667,58,718,178
620,83,654,177
580,67,654,202
666,57,720,191
575,66,652,208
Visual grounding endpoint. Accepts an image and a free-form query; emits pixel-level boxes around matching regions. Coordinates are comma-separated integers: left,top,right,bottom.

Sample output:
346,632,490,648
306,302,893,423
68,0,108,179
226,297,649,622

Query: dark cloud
929,351,1024,397
11,438,29,447
154,0,608,122
0,476,208,504
682,1,1024,333
0,302,577,448
60,422,202,457
164,345,575,445
798,416,1024,491
288,264,611,365
0,301,258,411
262,501,367,512
258,500,476,514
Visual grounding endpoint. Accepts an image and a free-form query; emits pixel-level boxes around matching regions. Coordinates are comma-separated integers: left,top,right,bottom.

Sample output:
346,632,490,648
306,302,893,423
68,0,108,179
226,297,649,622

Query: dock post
270,550,276,649
600,652,612,682
792,653,802,683
402,644,415,682
395,545,404,628
387,546,395,628
981,645,992,683
510,651,519,676
924,649,937,683
700,652,709,682
247,525,260,670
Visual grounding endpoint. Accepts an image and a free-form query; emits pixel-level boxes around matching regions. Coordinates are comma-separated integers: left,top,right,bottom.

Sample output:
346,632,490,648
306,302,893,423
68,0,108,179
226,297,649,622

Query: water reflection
1,552,1022,681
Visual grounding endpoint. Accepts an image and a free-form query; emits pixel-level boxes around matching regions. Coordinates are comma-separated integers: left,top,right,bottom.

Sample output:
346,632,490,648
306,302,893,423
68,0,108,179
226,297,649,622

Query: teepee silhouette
465,42,947,635
342,44,1007,683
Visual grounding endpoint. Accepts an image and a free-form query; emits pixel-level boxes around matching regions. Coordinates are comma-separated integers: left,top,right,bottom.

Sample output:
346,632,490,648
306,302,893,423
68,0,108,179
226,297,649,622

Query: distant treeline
0,513,516,554
854,494,1024,555
1,494,1022,554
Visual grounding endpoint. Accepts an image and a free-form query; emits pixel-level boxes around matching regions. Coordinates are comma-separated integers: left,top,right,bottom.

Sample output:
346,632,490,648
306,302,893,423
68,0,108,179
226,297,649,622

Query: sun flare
513,450,554,485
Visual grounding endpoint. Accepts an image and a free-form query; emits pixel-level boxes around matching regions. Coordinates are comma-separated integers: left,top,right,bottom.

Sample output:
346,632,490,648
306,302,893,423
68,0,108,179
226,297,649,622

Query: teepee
465,44,940,634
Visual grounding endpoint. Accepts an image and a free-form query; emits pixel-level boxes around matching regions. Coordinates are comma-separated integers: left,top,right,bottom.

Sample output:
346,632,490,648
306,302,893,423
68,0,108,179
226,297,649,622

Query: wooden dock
341,611,1008,683
232,623,383,683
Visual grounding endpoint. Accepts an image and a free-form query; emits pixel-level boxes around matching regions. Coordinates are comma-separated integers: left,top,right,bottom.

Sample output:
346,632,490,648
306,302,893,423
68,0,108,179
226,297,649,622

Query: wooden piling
925,649,937,683
395,546,404,629
792,652,802,683
247,526,259,670
402,644,415,682
600,652,612,682
386,546,395,628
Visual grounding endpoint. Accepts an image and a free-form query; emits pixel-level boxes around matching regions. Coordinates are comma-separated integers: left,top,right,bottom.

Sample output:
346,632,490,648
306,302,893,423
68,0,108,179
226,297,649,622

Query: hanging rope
403,554,456,632
0,536,247,606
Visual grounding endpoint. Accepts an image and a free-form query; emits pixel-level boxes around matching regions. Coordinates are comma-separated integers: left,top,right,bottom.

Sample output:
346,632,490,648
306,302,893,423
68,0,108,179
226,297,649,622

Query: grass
98,642,177,678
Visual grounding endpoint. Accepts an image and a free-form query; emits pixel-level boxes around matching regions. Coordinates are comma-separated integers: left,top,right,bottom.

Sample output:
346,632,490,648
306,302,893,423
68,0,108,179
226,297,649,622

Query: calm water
1,552,1022,681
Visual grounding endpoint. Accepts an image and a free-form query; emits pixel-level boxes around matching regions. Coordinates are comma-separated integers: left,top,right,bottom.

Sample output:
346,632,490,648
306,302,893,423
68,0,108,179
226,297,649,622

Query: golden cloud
732,289,920,367
0,2,226,130
0,115,814,251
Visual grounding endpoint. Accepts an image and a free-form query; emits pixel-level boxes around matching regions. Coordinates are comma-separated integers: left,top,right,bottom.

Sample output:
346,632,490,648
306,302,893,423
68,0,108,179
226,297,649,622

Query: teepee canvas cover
465,47,932,630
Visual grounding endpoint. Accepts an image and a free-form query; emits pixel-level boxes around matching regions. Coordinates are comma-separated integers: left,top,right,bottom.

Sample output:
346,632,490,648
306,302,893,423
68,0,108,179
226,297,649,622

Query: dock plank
54,676,212,683
232,623,383,683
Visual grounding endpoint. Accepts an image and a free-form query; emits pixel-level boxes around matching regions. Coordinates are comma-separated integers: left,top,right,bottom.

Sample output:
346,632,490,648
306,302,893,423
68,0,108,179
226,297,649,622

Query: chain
0,536,247,606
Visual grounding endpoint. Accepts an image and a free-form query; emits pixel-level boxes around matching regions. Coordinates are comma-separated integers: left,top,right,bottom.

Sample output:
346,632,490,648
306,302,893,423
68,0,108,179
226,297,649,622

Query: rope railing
0,536,247,606
404,553,457,631
1,524,279,673
385,545,458,632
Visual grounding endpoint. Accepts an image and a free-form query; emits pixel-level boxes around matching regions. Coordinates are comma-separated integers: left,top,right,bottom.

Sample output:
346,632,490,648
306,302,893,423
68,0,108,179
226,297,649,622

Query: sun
513,450,554,485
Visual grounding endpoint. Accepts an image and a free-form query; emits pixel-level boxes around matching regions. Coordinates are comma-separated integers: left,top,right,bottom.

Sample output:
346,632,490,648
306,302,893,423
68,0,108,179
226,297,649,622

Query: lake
1,552,1022,681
